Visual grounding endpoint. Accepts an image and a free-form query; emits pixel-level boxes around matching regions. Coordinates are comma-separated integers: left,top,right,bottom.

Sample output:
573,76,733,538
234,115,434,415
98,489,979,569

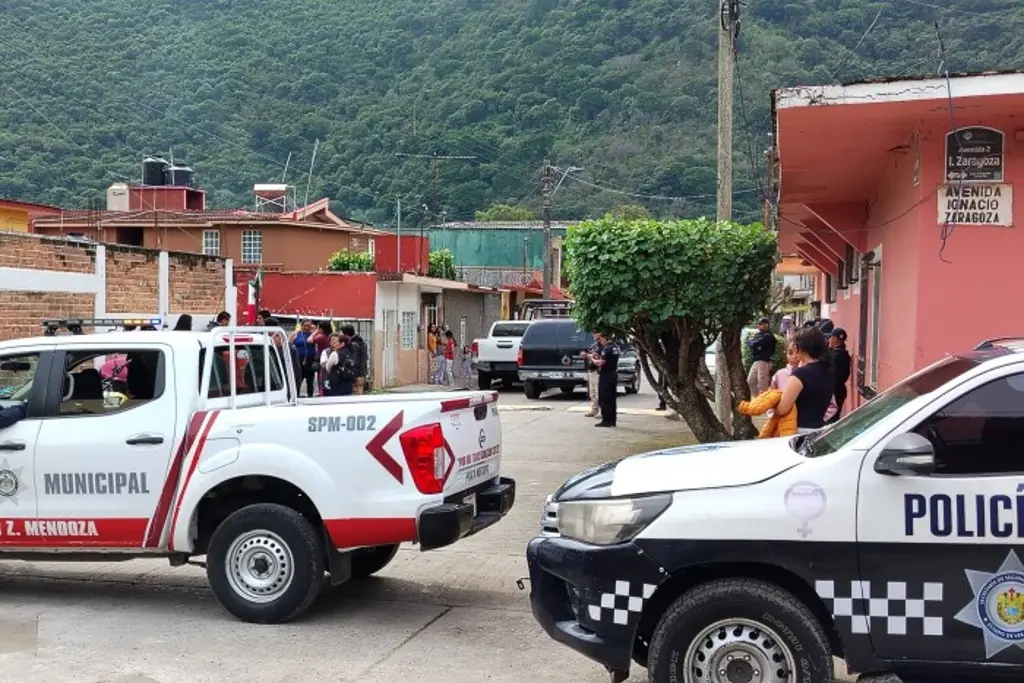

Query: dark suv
517,319,640,399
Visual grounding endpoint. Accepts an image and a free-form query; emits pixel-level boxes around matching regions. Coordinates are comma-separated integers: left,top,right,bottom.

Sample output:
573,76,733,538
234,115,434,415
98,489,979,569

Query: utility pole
541,161,555,298
540,162,583,298
715,0,740,434
394,151,477,224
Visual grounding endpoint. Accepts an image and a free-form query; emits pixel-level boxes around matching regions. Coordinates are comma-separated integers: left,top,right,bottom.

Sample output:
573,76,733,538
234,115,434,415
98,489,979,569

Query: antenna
304,139,320,208
282,152,292,183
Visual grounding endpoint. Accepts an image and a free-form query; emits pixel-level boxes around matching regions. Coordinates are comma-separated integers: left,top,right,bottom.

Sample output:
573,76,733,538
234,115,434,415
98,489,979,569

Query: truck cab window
0,353,41,409
59,349,163,416
200,344,285,398
912,372,1024,475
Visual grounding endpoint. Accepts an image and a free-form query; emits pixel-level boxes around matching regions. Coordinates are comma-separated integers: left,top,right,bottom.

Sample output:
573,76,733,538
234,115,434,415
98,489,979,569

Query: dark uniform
597,342,620,427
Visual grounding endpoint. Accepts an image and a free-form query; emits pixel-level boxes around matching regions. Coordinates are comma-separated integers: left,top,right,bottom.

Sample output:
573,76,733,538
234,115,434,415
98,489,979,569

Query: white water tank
107,183,130,211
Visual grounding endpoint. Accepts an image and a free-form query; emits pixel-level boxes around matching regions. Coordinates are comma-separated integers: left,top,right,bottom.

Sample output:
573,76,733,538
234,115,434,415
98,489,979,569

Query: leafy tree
612,204,650,220
474,203,536,221
566,215,777,442
428,248,457,280
326,249,374,272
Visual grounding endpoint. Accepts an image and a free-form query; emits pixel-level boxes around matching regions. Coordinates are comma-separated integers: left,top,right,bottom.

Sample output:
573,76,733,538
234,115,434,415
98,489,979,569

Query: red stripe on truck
143,410,210,548
0,518,149,547
324,518,417,549
439,391,499,413
168,411,221,550
366,411,405,483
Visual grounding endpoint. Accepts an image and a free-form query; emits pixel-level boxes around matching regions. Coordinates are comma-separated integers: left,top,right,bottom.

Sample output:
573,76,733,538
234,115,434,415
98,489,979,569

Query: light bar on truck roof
42,317,163,335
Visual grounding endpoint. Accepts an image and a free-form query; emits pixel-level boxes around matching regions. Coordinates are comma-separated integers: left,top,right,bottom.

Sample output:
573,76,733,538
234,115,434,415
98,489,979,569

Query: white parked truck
0,318,514,623
471,320,531,390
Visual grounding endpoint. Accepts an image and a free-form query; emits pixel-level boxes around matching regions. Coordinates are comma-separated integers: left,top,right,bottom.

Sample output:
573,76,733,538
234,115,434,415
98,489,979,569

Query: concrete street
0,384,850,683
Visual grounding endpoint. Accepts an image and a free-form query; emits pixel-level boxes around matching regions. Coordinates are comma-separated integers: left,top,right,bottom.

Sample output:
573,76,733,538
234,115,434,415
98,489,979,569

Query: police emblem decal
784,481,827,538
955,549,1024,657
0,457,26,506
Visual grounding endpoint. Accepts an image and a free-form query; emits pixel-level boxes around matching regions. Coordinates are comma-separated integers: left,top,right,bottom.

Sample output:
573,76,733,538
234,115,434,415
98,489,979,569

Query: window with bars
401,311,416,350
202,230,220,256
241,230,263,264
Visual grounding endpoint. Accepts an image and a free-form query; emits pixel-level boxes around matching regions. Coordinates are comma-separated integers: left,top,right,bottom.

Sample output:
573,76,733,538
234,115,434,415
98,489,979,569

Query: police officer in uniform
580,333,603,418
590,333,620,428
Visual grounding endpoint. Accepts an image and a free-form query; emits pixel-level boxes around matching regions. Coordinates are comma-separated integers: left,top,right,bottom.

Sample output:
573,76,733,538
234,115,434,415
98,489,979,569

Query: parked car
517,319,640,399
471,320,531,389
0,317,515,624
529,340,1024,683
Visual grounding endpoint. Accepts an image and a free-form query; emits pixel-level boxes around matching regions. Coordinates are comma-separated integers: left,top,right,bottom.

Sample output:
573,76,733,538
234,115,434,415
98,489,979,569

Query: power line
565,173,757,202
828,6,885,82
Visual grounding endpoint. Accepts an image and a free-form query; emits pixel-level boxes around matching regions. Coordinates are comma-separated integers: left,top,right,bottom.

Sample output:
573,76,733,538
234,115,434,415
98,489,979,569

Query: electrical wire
734,53,768,203
935,21,963,264
828,6,884,82
564,173,758,202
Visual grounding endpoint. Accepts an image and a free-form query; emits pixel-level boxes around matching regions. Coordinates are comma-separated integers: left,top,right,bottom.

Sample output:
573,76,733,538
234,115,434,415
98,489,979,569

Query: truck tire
625,369,641,394
524,381,542,399
560,386,575,395
351,544,400,578
648,578,832,683
206,503,324,624
478,372,492,390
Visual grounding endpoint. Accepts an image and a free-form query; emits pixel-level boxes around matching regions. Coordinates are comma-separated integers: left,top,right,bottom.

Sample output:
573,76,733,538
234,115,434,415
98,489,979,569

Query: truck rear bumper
419,477,516,551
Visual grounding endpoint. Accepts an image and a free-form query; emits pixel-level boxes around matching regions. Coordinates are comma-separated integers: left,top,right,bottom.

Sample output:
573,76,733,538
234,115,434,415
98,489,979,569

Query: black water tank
142,156,168,186
165,164,195,187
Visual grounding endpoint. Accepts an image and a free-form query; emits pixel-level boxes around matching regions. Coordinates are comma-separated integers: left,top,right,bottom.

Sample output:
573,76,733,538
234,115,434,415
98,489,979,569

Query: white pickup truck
0,318,514,623
471,320,531,390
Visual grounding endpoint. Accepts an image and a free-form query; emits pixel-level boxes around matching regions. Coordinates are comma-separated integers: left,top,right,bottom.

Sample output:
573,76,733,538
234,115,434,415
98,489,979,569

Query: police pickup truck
0,318,514,624
528,338,1024,683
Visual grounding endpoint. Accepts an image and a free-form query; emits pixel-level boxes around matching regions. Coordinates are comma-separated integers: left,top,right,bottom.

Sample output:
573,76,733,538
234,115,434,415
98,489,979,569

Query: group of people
426,324,472,387
199,310,369,397
581,332,620,428
746,315,852,434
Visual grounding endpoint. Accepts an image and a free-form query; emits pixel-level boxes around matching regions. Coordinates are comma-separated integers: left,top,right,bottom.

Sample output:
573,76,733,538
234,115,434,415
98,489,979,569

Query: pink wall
914,116,1024,365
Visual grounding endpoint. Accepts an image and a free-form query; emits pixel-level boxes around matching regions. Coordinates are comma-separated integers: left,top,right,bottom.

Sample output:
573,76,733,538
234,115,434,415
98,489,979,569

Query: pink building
773,70,1024,412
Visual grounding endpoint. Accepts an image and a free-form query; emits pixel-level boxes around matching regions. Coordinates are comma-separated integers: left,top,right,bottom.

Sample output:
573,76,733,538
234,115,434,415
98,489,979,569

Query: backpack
333,351,357,382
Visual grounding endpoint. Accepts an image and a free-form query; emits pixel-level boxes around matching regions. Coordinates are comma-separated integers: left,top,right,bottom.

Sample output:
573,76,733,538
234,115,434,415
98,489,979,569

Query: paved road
0,383,850,683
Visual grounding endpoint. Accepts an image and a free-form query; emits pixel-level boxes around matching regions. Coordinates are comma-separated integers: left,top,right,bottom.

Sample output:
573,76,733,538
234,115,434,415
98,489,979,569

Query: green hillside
0,0,1020,226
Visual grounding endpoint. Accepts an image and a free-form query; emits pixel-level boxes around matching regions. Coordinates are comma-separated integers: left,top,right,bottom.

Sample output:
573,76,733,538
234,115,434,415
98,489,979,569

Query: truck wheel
206,503,324,624
524,381,542,399
560,386,575,395
478,372,492,390
625,370,641,394
351,544,400,578
648,578,832,683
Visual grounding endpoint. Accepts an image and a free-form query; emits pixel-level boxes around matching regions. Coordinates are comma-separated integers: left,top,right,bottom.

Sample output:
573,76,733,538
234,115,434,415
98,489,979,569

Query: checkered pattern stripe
587,580,657,626
816,580,944,636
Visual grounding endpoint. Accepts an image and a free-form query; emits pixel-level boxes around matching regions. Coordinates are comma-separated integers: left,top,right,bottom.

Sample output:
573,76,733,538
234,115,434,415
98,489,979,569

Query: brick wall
0,232,229,341
105,247,159,314
169,252,225,314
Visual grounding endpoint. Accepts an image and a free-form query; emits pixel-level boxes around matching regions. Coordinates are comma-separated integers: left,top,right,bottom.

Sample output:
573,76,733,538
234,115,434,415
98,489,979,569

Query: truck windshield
800,355,982,458
492,323,529,338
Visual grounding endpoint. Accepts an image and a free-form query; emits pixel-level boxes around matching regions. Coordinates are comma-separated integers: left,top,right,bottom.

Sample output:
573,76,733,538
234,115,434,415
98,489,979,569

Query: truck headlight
557,494,672,545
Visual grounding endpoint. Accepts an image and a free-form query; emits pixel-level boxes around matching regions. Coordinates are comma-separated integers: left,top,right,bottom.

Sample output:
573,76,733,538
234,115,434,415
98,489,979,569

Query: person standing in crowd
769,340,836,418
289,319,318,397
173,314,192,331
590,333,620,428
310,322,333,395
747,317,777,397
775,327,835,433
426,324,439,384
323,333,357,396
827,328,852,424
462,343,473,388
443,329,456,386
256,309,272,326
580,333,603,418
206,310,231,330
340,324,368,395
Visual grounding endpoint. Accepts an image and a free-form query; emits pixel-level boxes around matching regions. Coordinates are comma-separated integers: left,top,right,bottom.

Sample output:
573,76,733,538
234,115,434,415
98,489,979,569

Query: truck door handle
126,435,164,445
0,441,25,451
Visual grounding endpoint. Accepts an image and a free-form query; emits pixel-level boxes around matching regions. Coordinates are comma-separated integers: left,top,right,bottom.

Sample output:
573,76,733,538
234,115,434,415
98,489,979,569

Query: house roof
33,205,388,234
0,198,62,216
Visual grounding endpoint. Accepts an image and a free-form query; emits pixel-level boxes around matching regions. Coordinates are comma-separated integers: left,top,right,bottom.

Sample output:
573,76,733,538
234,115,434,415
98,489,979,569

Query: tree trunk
721,324,758,440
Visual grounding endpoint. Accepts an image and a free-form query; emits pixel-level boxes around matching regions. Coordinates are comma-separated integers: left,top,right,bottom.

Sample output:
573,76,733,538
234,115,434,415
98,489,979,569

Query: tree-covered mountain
0,0,1020,226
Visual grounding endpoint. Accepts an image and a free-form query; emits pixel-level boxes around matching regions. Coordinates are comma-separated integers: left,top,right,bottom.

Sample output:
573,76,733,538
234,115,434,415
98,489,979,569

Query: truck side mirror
874,432,935,476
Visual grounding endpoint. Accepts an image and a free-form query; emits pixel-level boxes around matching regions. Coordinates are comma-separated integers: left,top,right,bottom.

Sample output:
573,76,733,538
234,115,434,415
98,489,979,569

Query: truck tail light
471,341,479,357
517,348,524,366
399,423,448,494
